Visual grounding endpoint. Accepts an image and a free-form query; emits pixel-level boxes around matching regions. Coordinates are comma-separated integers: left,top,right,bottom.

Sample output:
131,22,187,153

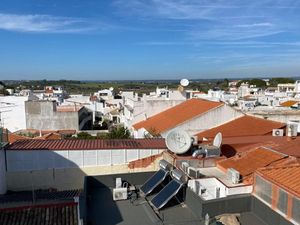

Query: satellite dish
213,132,222,148
180,79,189,87
109,87,114,91
165,130,192,154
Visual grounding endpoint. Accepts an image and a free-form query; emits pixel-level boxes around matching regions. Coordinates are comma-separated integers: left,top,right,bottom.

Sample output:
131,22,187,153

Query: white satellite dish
213,132,222,148
109,87,114,91
180,79,189,87
165,130,192,154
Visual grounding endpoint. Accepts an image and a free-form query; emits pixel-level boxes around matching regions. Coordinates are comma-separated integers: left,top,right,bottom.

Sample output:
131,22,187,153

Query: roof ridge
258,163,300,171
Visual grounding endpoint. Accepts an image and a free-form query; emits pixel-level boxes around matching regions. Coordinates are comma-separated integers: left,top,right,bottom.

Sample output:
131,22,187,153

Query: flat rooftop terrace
83,172,293,225
89,186,201,225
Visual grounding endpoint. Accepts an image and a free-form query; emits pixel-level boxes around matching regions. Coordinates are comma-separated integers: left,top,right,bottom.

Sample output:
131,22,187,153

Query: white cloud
0,13,101,33
113,0,300,40
235,23,274,28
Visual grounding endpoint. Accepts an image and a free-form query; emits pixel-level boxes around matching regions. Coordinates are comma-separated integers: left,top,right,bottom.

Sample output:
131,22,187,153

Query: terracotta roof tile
221,136,300,158
197,115,285,139
133,98,223,133
34,133,62,140
8,133,32,144
16,129,76,136
280,100,299,107
217,147,287,177
257,164,300,198
5,138,167,151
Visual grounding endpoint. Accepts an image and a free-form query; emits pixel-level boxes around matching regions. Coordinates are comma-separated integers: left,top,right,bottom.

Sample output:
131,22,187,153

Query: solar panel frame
150,179,183,210
140,169,169,196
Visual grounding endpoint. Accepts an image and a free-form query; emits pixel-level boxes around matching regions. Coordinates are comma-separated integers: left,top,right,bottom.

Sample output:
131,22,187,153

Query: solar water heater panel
140,169,168,196
151,179,183,210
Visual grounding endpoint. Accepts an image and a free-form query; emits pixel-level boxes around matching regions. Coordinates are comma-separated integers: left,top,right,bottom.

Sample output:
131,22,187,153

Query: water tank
159,159,172,171
171,169,187,183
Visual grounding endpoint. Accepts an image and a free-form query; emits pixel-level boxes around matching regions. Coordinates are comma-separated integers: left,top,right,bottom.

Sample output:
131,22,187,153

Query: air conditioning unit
181,162,189,173
272,129,284,137
113,188,128,201
227,168,240,184
188,167,201,178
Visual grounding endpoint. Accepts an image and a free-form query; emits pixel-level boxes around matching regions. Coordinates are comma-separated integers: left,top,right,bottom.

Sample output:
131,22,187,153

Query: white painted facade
121,90,186,128
188,178,253,201
6,148,163,172
238,83,250,98
0,95,38,132
158,104,242,137
94,89,114,101
196,90,238,104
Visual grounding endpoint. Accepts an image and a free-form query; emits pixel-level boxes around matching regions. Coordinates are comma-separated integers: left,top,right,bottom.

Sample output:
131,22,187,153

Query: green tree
269,77,295,86
76,132,95,139
237,79,266,88
107,126,131,139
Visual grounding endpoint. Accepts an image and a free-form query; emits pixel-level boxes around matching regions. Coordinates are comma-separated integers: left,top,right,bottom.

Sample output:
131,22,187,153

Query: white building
133,98,242,138
121,88,187,128
238,83,250,98
0,95,39,132
94,88,114,101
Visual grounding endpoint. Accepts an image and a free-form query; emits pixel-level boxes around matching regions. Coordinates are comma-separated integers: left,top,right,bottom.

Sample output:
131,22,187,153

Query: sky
0,0,300,80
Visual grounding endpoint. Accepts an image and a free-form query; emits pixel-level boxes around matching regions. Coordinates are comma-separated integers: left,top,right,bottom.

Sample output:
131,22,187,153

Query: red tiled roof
5,138,167,151
34,132,62,140
133,98,223,133
197,115,285,139
217,147,287,177
257,164,300,198
221,136,300,158
280,100,299,107
16,129,76,136
8,133,32,144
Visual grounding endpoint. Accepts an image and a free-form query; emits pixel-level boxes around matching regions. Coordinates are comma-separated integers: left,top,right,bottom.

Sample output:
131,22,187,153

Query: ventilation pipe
192,148,206,158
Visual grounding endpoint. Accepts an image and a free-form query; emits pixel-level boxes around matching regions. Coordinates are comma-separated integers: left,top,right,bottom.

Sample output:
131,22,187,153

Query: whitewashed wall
188,178,227,200
161,104,243,137
0,150,6,194
6,149,163,172
188,178,253,201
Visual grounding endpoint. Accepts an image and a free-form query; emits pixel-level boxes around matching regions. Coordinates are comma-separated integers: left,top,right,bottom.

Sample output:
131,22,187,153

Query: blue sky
0,0,300,80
